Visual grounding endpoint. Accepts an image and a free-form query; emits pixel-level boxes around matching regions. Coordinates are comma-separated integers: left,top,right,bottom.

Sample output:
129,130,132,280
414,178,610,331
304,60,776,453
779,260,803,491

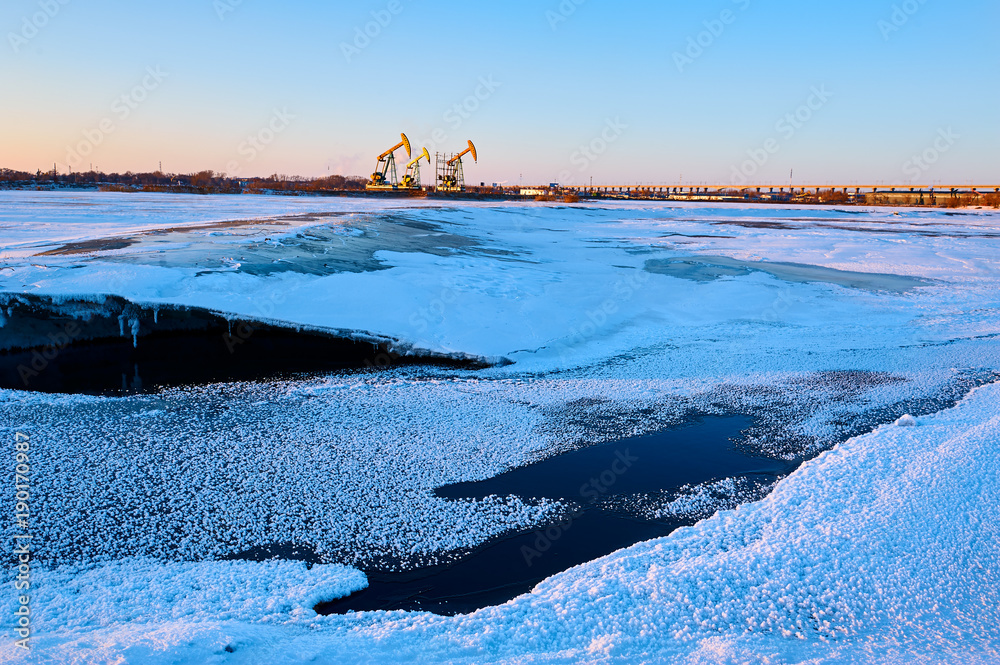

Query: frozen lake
1,192,999,664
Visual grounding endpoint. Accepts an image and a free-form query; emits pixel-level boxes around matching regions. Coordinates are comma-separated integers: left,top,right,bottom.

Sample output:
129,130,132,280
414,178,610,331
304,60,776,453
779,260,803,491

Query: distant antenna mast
789,169,794,189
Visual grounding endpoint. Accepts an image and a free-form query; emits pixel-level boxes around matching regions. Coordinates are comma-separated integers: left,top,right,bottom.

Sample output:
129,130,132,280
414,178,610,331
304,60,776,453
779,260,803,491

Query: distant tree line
2,167,996,208
0,168,368,195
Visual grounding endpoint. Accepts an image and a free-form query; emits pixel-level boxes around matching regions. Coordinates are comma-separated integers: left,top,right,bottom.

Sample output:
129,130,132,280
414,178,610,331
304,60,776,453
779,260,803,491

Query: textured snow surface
2,369,989,574
2,193,1000,663
7,558,366,627
0,377,571,569
4,383,999,664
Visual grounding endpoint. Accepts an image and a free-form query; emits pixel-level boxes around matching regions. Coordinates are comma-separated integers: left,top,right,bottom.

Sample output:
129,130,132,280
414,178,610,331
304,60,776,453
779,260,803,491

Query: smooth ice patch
644,255,929,292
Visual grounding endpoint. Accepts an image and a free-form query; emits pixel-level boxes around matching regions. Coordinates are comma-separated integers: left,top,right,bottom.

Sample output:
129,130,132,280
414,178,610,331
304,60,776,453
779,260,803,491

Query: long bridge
550,184,1000,206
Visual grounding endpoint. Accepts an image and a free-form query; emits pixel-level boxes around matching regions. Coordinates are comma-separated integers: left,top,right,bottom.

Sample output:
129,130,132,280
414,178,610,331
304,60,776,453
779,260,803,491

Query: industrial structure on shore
360,134,996,206
553,184,1000,207
367,133,478,193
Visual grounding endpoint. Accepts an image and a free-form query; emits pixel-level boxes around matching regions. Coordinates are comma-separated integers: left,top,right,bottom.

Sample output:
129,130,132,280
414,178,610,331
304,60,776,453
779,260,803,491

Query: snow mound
5,559,365,629
455,381,1000,663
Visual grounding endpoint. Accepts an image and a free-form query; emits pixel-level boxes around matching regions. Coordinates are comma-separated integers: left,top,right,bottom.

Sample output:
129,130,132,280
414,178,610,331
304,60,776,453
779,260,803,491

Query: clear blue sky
2,0,997,185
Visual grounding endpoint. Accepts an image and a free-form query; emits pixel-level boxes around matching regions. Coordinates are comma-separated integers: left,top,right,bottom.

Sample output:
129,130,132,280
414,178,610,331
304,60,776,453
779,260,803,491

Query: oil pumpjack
400,147,430,190
436,140,477,192
366,133,411,190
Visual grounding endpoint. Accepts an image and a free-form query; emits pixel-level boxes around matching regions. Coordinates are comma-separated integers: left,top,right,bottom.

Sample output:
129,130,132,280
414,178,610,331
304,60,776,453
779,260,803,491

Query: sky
1,0,997,186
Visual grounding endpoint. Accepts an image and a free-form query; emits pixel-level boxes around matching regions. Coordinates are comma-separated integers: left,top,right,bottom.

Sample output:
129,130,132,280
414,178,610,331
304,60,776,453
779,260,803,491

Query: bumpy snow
3,383,998,664
1,192,999,663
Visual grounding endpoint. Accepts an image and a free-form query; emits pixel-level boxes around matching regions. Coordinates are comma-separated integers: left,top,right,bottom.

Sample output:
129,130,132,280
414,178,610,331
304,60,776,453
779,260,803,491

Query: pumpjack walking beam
367,133,411,190
400,147,430,189
437,140,477,192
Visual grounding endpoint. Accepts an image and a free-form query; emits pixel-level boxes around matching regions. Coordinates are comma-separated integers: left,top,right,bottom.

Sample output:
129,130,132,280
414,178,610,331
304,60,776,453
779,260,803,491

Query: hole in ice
316,415,793,616
0,294,488,395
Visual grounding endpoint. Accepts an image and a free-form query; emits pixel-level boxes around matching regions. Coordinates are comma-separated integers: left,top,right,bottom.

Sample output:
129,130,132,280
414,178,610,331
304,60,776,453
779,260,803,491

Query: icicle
118,314,126,336
153,307,159,324
130,318,140,348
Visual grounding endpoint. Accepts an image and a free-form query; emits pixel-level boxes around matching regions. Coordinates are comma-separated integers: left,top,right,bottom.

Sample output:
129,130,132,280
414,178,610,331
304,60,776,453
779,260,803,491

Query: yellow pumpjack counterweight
380,134,411,161
447,140,477,165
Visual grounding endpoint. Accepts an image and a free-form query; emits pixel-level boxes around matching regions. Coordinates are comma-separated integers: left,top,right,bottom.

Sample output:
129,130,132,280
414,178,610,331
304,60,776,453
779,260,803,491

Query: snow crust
9,558,365,626
6,383,999,664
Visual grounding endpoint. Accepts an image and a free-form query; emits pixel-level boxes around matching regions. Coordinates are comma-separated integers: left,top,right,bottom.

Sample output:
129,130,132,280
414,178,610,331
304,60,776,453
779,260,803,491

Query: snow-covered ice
3,382,998,664
1,192,999,663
